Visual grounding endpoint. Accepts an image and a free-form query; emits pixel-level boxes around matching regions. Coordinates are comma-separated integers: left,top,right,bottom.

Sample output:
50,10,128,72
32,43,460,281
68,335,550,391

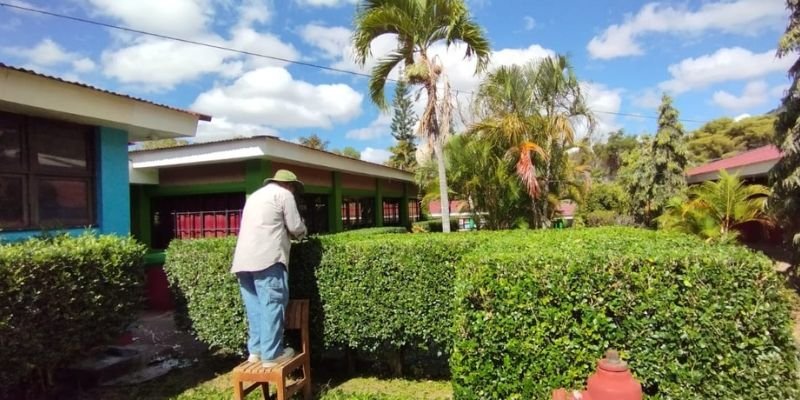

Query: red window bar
173,209,242,239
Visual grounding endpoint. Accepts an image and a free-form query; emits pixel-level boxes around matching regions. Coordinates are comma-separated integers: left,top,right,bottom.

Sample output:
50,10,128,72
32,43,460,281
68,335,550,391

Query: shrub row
333,226,409,237
164,228,798,399
0,233,146,393
451,228,799,399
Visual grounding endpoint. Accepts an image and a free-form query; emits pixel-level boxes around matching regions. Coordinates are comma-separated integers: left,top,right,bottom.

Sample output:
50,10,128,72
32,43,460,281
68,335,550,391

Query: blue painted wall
0,126,130,242
96,126,131,236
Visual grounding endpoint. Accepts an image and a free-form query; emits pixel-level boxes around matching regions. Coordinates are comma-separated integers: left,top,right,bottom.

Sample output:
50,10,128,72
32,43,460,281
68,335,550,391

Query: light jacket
230,183,307,273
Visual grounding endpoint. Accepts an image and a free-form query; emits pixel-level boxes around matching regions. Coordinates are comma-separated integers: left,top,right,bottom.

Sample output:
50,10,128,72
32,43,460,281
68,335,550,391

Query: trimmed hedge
165,228,798,398
165,232,480,365
451,228,799,399
0,233,146,392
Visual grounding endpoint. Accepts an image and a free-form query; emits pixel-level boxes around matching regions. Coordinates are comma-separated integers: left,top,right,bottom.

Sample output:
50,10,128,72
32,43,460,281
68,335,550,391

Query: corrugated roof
1,63,212,121
686,145,782,176
129,135,414,175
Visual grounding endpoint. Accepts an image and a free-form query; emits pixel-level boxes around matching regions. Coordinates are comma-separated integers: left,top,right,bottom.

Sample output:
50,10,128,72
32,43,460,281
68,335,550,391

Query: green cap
263,169,304,192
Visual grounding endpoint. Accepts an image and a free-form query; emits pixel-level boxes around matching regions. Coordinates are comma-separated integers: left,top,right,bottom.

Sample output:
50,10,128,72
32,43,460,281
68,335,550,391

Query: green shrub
583,210,618,227
582,182,628,214
0,233,146,393
165,231,482,375
412,218,459,232
451,227,798,399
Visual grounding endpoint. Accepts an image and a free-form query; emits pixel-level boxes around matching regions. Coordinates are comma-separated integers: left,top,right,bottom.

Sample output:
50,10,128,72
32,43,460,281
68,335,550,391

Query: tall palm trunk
434,137,451,232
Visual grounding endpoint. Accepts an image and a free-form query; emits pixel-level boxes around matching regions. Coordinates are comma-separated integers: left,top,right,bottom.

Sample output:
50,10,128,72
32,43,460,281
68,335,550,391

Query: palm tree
658,170,771,242
468,56,593,227
352,0,490,232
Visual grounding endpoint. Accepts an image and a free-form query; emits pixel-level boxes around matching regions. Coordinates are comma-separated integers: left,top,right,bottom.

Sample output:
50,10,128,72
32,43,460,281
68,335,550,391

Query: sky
0,0,792,164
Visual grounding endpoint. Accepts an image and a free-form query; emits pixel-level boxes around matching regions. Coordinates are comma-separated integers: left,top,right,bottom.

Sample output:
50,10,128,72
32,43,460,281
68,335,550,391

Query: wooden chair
231,299,312,400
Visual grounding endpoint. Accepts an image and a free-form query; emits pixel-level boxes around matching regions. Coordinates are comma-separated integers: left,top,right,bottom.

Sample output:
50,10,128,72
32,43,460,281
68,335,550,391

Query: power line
0,1,709,125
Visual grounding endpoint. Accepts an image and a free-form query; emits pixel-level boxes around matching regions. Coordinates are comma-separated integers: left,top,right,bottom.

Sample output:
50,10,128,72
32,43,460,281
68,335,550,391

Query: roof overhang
686,159,778,184
129,137,415,184
0,67,208,141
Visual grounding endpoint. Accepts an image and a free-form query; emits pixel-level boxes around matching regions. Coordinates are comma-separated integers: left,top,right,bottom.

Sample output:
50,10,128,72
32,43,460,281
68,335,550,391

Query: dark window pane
0,175,24,228
0,118,22,169
37,179,90,224
31,124,89,171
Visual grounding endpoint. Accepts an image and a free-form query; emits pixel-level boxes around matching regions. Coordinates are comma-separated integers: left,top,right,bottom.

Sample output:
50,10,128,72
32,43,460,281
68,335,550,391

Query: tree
687,115,776,164
353,0,491,232
468,57,593,227
387,76,418,171
333,146,362,159
627,94,688,225
592,129,638,179
139,138,189,150
298,134,328,150
658,170,771,243
771,0,800,255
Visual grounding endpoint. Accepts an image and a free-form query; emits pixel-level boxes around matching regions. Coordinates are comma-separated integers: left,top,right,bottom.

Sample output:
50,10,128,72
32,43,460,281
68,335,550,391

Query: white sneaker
262,347,296,368
247,354,260,363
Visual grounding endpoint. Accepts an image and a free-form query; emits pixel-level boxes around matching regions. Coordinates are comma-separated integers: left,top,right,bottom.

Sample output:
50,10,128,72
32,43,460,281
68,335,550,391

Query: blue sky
0,0,791,163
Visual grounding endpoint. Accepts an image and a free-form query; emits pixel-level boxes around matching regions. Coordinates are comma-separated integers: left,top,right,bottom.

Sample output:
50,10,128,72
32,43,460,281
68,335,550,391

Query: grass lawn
79,354,452,400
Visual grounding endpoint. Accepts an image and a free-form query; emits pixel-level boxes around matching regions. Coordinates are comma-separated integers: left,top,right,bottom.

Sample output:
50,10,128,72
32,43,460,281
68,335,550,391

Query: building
686,145,782,184
128,136,421,250
0,63,209,242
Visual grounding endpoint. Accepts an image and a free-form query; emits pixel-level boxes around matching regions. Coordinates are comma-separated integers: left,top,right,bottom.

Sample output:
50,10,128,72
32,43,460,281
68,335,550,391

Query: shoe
247,354,260,363
262,347,296,368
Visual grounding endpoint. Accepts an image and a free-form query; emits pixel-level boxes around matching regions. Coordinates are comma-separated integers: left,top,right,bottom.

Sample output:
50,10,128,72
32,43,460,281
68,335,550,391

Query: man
231,169,307,368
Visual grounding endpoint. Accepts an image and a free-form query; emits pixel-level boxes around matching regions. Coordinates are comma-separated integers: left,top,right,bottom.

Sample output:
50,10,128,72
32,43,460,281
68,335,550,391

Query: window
298,194,329,234
151,193,245,249
409,199,422,222
383,198,401,225
341,197,374,229
0,112,95,230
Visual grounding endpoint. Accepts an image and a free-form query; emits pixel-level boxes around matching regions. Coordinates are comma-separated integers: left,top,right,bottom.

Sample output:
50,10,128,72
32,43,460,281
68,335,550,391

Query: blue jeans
237,263,288,360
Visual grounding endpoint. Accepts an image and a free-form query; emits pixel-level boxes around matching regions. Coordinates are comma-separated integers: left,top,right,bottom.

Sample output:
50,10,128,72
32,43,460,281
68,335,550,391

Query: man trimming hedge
230,169,307,367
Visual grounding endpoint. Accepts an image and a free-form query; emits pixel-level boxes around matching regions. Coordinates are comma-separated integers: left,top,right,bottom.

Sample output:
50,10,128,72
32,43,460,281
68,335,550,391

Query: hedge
164,228,798,398
0,233,146,393
165,232,481,370
334,226,409,237
412,218,460,233
451,228,799,399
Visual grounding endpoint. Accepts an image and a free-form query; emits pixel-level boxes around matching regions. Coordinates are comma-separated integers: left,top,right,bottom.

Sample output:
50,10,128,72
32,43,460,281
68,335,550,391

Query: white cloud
100,27,299,91
581,82,623,138
346,113,392,140
71,57,96,73
235,0,272,28
360,147,392,164
101,36,234,91
294,0,357,7
734,113,751,122
659,47,792,94
191,66,363,128
523,16,536,31
194,117,278,140
299,24,351,60
87,0,212,38
631,88,662,110
587,0,786,59
712,80,769,111
3,38,96,76
771,83,790,98
6,38,78,66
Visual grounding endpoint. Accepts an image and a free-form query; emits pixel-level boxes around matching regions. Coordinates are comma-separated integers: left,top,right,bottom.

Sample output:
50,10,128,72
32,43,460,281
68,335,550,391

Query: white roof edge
128,137,415,182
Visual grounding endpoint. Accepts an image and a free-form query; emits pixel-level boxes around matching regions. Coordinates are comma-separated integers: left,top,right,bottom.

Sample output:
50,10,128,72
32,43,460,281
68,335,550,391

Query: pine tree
625,94,688,225
650,94,688,214
387,77,418,171
772,0,800,253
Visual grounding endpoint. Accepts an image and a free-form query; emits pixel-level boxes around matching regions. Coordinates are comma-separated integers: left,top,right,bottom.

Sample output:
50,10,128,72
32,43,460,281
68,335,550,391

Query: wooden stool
232,299,312,400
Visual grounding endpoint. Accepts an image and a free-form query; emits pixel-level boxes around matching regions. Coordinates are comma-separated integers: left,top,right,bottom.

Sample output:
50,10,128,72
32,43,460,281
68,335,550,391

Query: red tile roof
686,145,782,176
428,200,468,214
1,63,212,121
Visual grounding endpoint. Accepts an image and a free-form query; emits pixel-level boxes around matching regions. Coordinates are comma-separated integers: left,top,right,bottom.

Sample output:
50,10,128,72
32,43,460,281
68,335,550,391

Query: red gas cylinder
582,350,642,400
